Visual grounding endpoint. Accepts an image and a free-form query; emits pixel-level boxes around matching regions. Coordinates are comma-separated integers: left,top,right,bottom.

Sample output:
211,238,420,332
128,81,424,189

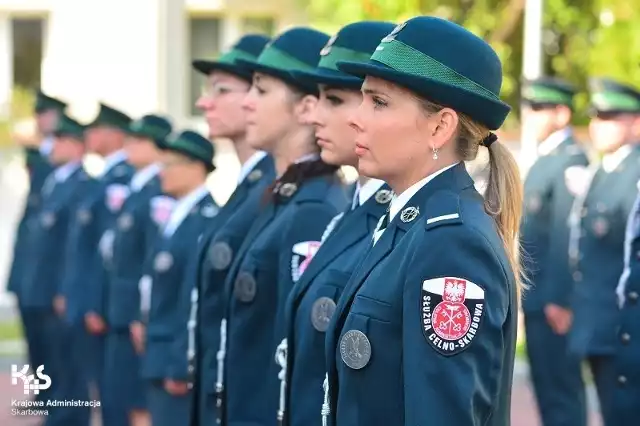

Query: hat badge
320,34,338,56
382,22,407,43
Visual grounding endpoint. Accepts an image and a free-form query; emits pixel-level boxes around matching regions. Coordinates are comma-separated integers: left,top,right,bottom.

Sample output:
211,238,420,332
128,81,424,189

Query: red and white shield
421,277,485,356
106,184,130,213
151,196,176,226
291,241,322,282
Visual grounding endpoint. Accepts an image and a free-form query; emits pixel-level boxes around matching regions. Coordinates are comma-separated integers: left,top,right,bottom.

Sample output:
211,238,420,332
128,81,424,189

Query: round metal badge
374,189,393,204
311,297,337,332
234,272,257,302
400,206,419,223
41,212,56,229
592,217,609,237
77,209,92,225
279,183,298,198
154,251,174,273
247,169,263,183
210,242,233,270
118,213,134,231
340,329,372,369
527,195,542,214
201,204,218,218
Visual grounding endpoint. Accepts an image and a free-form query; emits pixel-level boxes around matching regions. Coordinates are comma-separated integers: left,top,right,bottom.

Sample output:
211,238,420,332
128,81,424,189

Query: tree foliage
302,0,640,128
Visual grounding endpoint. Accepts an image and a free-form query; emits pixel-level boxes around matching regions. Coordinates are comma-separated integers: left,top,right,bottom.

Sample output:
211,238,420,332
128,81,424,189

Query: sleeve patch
291,241,322,282
106,184,131,212
150,196,176,226
421,277,485,357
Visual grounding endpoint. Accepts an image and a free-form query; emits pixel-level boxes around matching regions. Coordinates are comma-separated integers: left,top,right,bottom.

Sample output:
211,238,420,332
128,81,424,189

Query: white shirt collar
602,144,633,173
131,163,161,192
162,184,210,237
353,178,386,208
54,161,81,183
101,150,128,177
389,162,459,222
538,127,572,156
295,153,320,164
39,136,55,156
237,151,267,184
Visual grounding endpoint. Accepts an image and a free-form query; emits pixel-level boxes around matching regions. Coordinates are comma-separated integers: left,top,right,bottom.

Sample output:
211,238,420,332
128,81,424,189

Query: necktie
372,210,390,245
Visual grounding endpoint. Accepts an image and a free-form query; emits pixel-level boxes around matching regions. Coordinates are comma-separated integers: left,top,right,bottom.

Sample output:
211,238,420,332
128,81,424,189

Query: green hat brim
291,68,363,90
235,59,318,96
522,99,566,109
157,143,215,173
337,60,510,130
192,59,253,82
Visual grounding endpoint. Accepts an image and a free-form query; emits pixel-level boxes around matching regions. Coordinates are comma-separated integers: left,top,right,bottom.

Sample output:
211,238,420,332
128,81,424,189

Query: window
12,18,44,90
188,17,222,116
242,17,276,36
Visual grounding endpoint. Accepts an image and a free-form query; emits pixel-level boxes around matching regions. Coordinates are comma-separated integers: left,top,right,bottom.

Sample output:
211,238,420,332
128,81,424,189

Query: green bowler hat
53,114,85,141
337,17,511,130
522,77,576,108
588,77,640,116
128,114,173,145
292,21,396,89
161,130,216,173
192,34,271,82
235,27,330,94
34,89,67,114
87,102,132,131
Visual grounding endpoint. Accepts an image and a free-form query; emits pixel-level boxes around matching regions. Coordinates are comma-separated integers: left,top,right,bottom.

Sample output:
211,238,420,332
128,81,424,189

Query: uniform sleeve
402,225,512,425
85,203,114,317
547,153,590,307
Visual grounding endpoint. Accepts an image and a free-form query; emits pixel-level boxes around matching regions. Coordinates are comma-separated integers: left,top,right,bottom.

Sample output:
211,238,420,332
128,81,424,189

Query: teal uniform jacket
222,174,348,426
569,146,640,357
325,163,517,426
282,183,392,426
521,137,589,311
7,145,54,297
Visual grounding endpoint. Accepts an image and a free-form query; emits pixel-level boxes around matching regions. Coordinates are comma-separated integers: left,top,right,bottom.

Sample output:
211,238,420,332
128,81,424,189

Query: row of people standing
520,76,640,426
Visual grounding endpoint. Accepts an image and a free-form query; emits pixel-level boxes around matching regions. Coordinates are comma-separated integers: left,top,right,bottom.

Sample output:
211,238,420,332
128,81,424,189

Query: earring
432,147,439,160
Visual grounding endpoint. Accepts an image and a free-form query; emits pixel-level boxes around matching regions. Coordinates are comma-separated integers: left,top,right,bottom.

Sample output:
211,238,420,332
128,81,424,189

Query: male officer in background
519,77,589,426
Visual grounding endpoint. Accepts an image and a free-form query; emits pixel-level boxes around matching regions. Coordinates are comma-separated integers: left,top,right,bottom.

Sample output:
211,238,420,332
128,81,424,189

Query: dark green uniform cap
292,21,396,90
86,102,132,131
128,114,173,145
235,27,330,95
160,130,216,173
522,77,576,108
336,16,511,130
54,114,85,141
34,89,67,114
192,34,271,82
588,77,640,116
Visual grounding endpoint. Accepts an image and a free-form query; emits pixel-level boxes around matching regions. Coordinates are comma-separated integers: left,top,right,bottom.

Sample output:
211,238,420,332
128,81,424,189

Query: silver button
621,333,631,344
628,291,639,302
573,271,583,282
618,375,627,385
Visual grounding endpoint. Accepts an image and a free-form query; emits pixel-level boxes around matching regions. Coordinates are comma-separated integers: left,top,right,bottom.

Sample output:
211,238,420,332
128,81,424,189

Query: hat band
218,48,258,66
370,39,500,102
133,124,169,141
167,138,211,160
524,85,573,105
592,92,640,111
319,46,372,71
257,46,314,73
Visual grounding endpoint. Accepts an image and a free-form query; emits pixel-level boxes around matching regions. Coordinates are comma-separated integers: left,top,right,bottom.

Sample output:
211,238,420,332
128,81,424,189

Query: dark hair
263,159,341,204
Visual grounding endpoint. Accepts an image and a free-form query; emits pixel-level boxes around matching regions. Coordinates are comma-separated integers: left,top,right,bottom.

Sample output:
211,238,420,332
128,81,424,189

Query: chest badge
41,212,56,229
400,206,419,223
421,277,485,357
374,189,393,204
592,217,609,237
154,251,174,273
279,183,298,198
201,204,219,218
77,209,92,225
210,242,233,270
118,213,134,231
311,297,337,332
234,271,257,302
340,329,372,369
247,169,263,183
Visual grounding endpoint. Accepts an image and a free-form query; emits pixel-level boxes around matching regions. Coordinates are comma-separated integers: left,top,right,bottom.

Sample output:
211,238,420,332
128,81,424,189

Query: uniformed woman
139,130,219,426
103,114,173,426
271,21,395,426
323,16,523,425
217,27,349,426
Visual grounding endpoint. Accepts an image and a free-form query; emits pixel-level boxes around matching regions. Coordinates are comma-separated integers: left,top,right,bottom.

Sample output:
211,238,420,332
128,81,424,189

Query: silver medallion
77,209,92,225
202,204,218,218
154,251,174,272
400,206,419,223
374,189,393,204
311,297,337,332
41,212,56,228
210,242,233,270
118,213,134,230
247,169,263,182
340,329,372,369
234,272,257,302
279,183,298,198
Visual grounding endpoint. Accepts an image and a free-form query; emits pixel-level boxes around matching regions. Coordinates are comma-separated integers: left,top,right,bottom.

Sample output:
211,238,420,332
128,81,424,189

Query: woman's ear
430,108,459,150
295,94,319,125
